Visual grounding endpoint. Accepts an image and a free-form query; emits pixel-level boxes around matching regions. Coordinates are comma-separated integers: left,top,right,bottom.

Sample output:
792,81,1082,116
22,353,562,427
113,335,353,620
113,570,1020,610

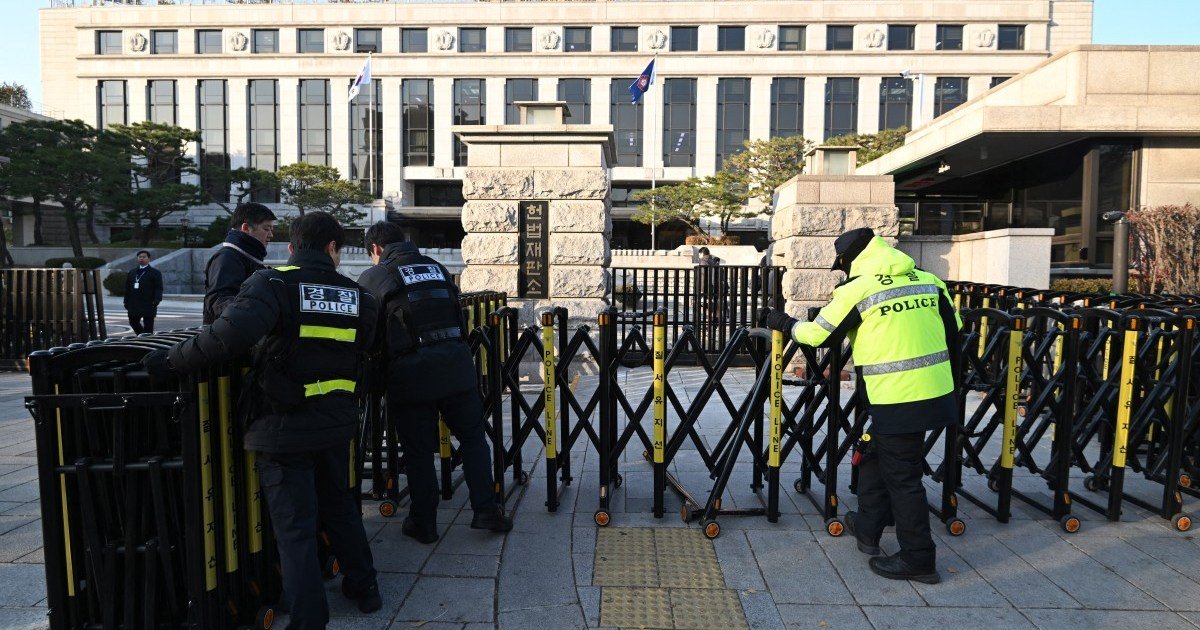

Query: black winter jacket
170,249,378,453
123,265,163,314
203,230,268,324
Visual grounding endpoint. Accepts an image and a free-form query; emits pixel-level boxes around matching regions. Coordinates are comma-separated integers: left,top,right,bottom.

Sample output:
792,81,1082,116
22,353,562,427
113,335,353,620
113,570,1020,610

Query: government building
40,0,1094,250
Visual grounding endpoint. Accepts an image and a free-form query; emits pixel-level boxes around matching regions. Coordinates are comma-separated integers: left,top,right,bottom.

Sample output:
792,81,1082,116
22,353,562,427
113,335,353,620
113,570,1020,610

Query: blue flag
629,59,656,104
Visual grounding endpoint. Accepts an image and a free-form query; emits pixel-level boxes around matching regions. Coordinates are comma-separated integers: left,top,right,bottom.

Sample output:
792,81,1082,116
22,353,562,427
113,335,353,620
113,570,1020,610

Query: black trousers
396,389,496,523
855,431,937,569
127,310,156,334
257,445,377,630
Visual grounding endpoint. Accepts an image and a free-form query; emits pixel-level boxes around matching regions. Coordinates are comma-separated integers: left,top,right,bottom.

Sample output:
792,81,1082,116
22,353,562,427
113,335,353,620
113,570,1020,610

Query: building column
804,76,826,142
330,77,351,176
381,76,402,200
177,79,200,187
857,75,882,135
592,77,611,126
486,77,505,125
540,77,557,105
227,78,249,170
749,76,772,140
127,79,148,124
278,78,299,166
695,76,718,175
433,77,454,170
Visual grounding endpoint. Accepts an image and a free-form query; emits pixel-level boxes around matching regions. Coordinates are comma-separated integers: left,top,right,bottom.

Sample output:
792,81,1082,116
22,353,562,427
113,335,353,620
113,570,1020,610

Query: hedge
44,256,107,270
103,271,128,297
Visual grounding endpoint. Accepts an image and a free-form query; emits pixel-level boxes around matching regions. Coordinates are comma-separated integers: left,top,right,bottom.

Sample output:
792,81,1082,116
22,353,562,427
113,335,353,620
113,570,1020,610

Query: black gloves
759,308,798,335
141,349,176,378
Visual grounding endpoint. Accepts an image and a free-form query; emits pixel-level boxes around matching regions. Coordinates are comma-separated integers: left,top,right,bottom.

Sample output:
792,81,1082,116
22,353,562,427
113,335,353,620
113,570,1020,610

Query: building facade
40,0,1093,249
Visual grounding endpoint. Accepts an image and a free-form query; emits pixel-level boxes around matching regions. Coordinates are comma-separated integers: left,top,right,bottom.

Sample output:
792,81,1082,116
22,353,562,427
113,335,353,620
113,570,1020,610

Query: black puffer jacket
171,249,377,453
203,230,268,324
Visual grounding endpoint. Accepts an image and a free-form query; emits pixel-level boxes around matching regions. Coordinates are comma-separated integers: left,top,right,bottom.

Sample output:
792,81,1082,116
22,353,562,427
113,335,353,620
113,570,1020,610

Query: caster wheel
988,477,1000,493
1060,515,1081,534
793,479,805,494
1180,473,1192,489
378,499,397,518
642,450,650,461
256,606,275,630
614,474,624,488
825,518,844,537
946,519,967,536
322,556,340,580
1083,475,1098,492
1172,513,1192,532
703,519,721,539
681,503,698,522
594,510,610,527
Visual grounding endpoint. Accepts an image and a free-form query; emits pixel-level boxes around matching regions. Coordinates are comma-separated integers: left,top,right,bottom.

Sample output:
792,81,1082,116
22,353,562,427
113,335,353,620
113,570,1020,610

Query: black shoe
470,507,513,532
342,581,383,614
844,511,881,556
868,554,940,584
402,516,439,544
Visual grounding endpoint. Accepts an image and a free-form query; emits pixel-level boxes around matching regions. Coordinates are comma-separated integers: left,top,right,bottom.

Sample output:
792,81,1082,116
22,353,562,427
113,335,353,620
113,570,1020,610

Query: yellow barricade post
1105,318,1138,520
767,328,784,523
651,311,667,518
542,312,562,511
997,317,1023,522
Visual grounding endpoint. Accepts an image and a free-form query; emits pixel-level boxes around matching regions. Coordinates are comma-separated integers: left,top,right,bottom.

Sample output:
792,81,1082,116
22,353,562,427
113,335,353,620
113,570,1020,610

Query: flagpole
368,53,376,201
650,51,658,251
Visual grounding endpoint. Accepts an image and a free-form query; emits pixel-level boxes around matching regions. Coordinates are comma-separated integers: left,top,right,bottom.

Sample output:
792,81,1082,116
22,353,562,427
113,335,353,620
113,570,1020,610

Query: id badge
133,281,140,290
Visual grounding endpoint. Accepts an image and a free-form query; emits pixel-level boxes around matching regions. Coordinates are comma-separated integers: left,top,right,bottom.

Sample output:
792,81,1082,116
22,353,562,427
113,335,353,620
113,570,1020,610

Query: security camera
900,70,912,79
1101,211,1126,223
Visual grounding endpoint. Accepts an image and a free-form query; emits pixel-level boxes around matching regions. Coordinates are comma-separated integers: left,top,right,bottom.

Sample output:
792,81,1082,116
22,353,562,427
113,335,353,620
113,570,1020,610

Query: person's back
203,202,276,324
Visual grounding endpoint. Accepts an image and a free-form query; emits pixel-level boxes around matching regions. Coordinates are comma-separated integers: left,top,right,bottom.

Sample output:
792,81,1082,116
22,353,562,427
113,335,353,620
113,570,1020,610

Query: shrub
104,271,128,297
1050,277,1114,295
1128,203,1200,294
45,256,107,270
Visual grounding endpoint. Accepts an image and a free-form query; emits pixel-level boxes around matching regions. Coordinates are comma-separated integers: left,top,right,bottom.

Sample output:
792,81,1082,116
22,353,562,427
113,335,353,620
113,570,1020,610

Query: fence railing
0,268,106,370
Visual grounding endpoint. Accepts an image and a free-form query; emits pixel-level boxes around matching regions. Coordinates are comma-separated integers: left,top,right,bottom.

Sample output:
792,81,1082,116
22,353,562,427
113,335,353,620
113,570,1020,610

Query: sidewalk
0,368,1198,629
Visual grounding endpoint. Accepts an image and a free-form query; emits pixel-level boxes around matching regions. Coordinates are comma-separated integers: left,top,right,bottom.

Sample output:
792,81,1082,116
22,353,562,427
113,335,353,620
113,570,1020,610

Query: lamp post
1102,211,1129,294
180,217,190,248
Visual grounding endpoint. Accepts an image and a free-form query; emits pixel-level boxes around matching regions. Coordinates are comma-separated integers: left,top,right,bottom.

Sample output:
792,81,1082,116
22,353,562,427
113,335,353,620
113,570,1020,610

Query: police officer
204,202,277,324
761,228,960,585
143,212,382,628
358,221,512,544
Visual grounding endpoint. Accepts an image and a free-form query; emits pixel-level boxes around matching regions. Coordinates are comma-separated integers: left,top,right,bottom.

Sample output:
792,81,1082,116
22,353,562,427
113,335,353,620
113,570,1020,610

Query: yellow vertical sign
217,375,238,572
242,367,262,555
438,415,451,458
769,329,784,468
53,386,75,597
652,314,666,464
979,298,991,353
1001,323,1023,469
543,317,557,459
1113,327,1138,468
197,381,217,591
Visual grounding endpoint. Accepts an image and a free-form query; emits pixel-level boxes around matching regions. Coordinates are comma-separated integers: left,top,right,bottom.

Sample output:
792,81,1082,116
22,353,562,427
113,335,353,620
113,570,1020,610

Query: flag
628,58,655,104
347,54,372,102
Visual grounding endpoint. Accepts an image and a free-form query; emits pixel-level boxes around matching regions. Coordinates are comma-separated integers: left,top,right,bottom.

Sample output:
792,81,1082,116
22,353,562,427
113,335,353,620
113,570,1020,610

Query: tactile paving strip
600,587,674,629
670,588,747,629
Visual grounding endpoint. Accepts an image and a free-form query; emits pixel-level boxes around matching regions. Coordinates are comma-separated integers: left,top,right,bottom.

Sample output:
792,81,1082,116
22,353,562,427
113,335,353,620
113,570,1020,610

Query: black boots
402,516,439,545
470,506,514,532
844,511,881,556
868,554,941,585
342,581,383,614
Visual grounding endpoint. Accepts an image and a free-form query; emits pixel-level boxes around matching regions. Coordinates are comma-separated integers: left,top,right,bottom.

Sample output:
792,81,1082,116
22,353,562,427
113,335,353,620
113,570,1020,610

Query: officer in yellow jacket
762,228,961,584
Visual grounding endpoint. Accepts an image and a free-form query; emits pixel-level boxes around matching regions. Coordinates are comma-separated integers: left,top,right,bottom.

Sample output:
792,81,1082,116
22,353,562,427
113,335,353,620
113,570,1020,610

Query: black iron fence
1,268,106,370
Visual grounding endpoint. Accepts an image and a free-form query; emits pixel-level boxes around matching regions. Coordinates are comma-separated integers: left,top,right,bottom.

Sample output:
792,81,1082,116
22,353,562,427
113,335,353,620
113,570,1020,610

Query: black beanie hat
831,228,875,272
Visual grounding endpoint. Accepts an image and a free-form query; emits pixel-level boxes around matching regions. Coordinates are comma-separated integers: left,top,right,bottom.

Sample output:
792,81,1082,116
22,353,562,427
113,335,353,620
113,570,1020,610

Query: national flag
347,54,372,102
628,59,656,104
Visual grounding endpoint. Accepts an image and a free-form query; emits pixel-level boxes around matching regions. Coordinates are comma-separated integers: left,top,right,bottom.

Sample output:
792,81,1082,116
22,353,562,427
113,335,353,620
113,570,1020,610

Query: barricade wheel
614,474,624,488
987,477,1000,493
1172,513,1192,532
703,520,721,539
322,556,340,580
825,518,844,537
1180,474,1193,489
1083,475,1098,492
946,519,967,537
378,500,397,518
681,504,697,522
1060,516,1081,534
256,606,275,630
594,510,610,527
642,450,650,461
793,479,805,494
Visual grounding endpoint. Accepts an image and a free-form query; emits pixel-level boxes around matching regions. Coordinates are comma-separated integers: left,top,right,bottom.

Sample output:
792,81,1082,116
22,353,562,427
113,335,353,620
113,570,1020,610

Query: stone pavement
1,365,1200,629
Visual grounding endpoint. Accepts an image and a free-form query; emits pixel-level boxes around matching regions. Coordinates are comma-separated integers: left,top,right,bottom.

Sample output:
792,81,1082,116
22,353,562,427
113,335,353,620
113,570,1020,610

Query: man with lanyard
123,249,163,334
204,202,276,324
357,221,512,544
143,212,382,627
761,228,961,584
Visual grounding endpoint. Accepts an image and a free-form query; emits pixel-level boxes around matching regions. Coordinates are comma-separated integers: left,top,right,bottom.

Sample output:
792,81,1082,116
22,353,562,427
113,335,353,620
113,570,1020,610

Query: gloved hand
141,349,176,378
759,308,798,335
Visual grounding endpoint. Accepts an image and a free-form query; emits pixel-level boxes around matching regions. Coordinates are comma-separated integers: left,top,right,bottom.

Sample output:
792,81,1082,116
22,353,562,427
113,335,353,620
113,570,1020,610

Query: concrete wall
12,246,165,267
1140,136,1200,209
896,228,1054,288
611,245,765,269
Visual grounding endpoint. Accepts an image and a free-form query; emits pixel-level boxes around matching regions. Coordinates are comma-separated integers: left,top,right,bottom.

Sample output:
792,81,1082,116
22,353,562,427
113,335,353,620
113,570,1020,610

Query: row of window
97,74,1006,199
95,23,1027,55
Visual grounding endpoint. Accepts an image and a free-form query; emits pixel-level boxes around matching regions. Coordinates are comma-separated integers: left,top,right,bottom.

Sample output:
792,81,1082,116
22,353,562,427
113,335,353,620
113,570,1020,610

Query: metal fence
0,268,106,370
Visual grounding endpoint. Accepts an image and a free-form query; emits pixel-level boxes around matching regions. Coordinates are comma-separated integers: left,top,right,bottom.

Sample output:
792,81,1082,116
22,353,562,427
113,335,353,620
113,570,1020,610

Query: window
610,79,642,167
350,78,382,196
505,27,532,52
611,183,653,206
355,28,381,53
998,25,1025,50
716,78,750,169
770,78,803,138
670,26,698,52
611,27,638,52
97,80,126,128
505,79,537,124
558,79,591,124
824,77,858,140
879,77,912,130
936,24,963,50
151,30,177,54
412,182,465,207
990,76,1012,88
402,79,434,166
934,77,967,117
402,28,428,53
298,29,324,53
197,80,228,202
299,79,329,165
459,28,486,53
778,25,805,51
564,27,592,52
453,79,486,166
662,78,696,167
96,31,122,55
252,29,278,54
718,26,745,51
887,25,914,51
147,80,176,125
248,80,279,201
826,25,854,51
196,29,222,54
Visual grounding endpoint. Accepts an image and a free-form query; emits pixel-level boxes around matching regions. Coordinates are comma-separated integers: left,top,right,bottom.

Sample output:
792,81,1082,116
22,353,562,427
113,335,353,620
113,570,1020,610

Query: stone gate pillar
770,145,899,316
454,102,614,326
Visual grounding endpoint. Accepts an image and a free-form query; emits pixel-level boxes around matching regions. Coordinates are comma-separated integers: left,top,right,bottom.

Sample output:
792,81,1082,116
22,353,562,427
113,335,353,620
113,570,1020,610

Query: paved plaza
1,352,1200,630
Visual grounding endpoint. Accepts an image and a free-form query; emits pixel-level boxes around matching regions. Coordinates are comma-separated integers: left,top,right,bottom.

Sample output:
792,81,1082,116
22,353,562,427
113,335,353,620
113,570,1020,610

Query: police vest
256,264,364,411
384,254,463,354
